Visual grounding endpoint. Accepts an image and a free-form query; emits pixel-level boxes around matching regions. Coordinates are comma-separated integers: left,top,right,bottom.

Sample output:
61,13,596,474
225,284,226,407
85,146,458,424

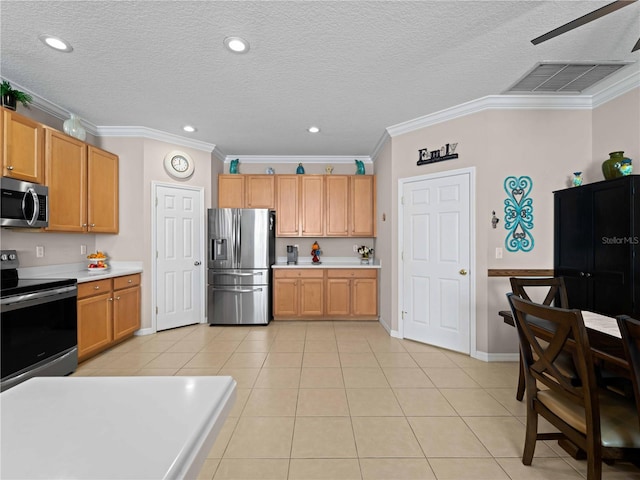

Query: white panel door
156,185,203,331
402,171,471,353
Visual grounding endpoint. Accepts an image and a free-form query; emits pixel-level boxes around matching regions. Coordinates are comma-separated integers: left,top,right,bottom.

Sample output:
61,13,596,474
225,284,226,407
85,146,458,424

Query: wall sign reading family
417,143,458,166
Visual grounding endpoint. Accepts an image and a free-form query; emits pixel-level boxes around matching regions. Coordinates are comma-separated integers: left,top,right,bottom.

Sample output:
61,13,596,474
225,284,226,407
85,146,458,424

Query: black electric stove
0,249,78,391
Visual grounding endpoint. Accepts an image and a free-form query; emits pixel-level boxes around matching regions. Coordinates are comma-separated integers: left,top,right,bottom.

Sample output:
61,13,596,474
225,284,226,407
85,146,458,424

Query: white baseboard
473,351,519,362
134,328,155,336
378,316,401,338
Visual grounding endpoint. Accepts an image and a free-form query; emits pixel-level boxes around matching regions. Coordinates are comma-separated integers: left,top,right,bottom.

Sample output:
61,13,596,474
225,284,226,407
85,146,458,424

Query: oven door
1,285,78,386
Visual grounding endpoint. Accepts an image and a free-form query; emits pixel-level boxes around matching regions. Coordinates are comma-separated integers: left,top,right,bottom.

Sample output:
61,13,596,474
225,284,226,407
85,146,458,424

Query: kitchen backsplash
275,237,376,260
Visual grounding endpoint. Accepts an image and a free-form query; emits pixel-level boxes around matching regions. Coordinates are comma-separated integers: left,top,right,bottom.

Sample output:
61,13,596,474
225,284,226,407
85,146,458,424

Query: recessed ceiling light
308,126,320,133
224,36,250,53
183,125,197,133
39,34,73,52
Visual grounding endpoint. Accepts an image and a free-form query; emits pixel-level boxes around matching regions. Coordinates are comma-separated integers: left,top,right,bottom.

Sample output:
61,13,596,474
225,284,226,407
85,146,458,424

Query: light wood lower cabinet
77,273,141,362
273,268,378,320
273,269,324,319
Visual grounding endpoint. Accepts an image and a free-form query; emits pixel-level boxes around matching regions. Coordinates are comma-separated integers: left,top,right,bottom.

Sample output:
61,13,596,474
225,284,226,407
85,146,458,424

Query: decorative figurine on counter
229,159,239,174
311,241,322,264
572,172,583,187
296,163,305,174
355,159,365,175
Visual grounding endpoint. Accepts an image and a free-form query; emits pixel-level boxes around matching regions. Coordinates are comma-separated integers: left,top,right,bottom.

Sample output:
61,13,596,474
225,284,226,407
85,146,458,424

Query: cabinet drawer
274,268,324,279
114,273,141,290
78,279,113,299
326,269,377,279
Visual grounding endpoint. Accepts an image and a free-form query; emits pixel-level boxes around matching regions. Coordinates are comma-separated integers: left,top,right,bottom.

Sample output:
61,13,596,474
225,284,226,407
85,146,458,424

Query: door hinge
155,197,158,206
156,251,158,258
401,196,404,205
401,251,404,261
156,306,158,314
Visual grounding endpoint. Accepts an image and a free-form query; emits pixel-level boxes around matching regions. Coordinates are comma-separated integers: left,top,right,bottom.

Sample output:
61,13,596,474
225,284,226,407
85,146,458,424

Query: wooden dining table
499,308,628,372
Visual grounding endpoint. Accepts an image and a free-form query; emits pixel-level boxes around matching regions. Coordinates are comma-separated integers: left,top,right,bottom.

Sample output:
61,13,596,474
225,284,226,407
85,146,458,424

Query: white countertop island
1,376,236,479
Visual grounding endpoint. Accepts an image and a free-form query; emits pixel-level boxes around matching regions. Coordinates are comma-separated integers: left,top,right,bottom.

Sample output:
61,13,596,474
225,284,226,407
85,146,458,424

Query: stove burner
0,249,77,298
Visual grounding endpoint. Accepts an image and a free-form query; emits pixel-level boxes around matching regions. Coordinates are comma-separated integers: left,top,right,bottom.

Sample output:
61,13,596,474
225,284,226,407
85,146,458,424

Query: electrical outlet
80,244,87,255
353,244,359,252
495,247,503,259
36,246,44,258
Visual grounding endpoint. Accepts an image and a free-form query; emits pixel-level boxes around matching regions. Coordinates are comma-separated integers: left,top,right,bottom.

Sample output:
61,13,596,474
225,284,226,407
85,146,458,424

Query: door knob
194,261,201,266
459,269,468,275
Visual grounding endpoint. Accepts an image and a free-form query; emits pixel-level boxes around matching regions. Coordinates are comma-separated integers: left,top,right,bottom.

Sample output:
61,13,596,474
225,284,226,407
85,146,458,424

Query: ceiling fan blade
531,0,637,45
633,37,640,52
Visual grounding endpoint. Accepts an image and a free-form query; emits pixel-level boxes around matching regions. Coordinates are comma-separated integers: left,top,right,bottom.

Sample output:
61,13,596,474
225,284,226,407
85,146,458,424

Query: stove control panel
0,250,19,269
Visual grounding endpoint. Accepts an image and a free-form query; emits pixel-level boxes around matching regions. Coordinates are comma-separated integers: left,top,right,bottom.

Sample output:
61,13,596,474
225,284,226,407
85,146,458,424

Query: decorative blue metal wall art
503,176,534,252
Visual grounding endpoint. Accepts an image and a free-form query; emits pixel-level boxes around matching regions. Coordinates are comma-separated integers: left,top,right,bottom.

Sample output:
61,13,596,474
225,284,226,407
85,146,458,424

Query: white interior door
401,170,472,354
155,184,204,331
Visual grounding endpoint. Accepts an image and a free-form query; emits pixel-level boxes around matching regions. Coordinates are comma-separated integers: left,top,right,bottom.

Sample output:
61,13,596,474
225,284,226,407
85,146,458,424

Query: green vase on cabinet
602,151,632,180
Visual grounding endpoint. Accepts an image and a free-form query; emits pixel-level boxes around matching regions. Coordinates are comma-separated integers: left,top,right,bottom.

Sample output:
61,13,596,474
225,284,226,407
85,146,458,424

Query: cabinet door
352,277,378,317
590,179,634,315
325,176,349,236
218,175,245,208
299,278,324,317
77,292,113,360
2,109,44,183
44,129,87,232
246,175,275,208
351,175,376,237
87,146,119,233
325,278,350,317
300,175,324,236
273,277,298,317
275,175,299,236
113,286,141,341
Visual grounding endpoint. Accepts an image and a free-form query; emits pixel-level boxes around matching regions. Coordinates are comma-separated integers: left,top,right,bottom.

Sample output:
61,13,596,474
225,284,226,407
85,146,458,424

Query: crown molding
370,130,391,162
386,94,593,137
591,70,640,108
212,146,227,163
96,126,215,152
221,155,372,164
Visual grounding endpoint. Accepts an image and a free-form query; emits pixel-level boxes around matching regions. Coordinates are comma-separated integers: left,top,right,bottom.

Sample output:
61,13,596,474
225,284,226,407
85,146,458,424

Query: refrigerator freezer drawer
208,269,269,287
208,285,270,325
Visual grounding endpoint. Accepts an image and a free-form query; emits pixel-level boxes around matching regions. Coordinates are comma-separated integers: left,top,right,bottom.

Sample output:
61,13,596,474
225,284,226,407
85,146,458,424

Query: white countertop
1,376,236,479
18,261,143,283
273,256,381,269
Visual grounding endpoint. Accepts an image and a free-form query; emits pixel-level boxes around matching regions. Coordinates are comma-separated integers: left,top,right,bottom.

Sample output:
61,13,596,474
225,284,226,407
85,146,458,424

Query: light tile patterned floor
75,321,640,479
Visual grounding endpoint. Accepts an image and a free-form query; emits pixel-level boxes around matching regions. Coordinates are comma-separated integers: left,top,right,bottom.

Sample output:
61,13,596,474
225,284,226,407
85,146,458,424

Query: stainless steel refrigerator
207,208,275,325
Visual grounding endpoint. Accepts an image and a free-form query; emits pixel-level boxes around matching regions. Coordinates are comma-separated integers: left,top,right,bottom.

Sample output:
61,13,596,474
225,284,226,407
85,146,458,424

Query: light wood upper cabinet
325,175,349,236
245,175,275,208
300,175,324,237
351,175,376,237
2,108,44,183
87,146,119,233
218,175,246,208
275,175,300,236
45,132,118,233
45,129,87,232
218,174,275,209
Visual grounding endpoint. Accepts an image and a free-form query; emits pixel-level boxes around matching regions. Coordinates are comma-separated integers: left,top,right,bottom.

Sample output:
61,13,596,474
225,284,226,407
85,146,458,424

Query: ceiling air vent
505,62,631,94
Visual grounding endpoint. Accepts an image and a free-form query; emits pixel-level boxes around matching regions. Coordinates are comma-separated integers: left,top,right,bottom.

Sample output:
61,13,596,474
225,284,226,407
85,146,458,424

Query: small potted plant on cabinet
1,81,33,111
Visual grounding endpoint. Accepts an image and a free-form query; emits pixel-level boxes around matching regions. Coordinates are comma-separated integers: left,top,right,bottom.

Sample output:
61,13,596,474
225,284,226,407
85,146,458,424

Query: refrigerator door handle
211,287,264,293
212,239,227,261
211,271,263,277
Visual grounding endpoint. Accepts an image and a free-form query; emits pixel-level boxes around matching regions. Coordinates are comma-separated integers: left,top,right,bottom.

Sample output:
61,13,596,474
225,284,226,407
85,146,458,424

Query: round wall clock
164,150,195,179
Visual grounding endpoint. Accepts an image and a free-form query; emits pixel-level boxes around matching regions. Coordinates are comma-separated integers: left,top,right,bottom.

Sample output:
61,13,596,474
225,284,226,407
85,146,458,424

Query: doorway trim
151,181,207,333
397,167,477,358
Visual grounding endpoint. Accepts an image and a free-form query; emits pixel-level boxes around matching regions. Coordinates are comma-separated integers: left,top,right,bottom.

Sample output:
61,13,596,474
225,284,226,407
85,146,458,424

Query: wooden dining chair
509,277,570,401
616,315,640,425
508,294,640,480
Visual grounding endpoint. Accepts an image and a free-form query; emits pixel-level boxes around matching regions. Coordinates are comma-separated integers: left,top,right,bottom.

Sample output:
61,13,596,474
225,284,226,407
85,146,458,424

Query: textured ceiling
1,1,638,157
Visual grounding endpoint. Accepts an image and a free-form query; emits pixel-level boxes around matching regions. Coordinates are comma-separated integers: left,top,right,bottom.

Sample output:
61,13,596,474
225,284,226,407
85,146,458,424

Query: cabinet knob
7,165,13,170
579,272,585,277
90,223,96,227
585,272,592,278
82,223,88,227
94,286,100,290
108,297,113,301
116,296,120,300
128,279,132,283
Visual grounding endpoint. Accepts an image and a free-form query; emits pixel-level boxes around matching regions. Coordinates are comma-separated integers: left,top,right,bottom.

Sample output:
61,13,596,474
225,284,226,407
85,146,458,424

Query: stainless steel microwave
0,177,49,228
